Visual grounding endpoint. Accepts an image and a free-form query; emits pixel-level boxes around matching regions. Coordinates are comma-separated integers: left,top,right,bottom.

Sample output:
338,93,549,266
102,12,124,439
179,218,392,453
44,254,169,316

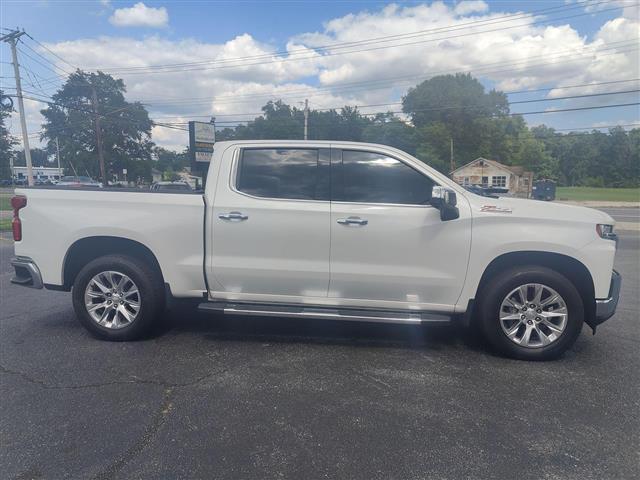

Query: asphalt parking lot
1,230,638,480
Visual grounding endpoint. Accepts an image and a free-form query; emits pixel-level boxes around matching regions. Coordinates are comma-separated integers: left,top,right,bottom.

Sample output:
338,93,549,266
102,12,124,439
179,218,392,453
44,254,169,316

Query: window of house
482,176,489,186
463,177,470,186
492,176,507,187
237,148,327,200
335,150,435,205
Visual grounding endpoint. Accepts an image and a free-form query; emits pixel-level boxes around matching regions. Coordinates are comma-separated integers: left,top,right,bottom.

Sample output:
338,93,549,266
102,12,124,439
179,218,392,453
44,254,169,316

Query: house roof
450,157,529,176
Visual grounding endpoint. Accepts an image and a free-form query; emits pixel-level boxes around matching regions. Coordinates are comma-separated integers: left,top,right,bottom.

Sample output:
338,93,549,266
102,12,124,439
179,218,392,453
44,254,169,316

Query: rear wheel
72,255,164,341
479,266,584,360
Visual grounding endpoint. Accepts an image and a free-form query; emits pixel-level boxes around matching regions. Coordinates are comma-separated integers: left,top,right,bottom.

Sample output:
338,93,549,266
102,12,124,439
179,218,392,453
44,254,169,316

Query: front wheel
72,254,165,341
479,266,584,360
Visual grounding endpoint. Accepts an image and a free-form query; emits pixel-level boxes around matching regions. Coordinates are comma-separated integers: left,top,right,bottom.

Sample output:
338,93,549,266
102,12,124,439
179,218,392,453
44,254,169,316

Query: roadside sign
189,121,215,172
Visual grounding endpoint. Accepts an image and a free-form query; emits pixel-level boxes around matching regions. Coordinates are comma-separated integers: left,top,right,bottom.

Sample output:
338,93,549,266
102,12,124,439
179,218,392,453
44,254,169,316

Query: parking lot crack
91,387,175,480
0,364,226,390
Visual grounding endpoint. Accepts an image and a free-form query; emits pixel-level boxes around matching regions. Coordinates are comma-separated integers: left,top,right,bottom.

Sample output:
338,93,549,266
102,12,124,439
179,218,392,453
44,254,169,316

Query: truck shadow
156,307,488,353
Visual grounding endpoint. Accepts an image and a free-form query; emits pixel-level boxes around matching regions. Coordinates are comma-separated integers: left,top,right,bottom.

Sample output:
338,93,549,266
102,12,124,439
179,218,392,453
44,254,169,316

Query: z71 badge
480,205,513,214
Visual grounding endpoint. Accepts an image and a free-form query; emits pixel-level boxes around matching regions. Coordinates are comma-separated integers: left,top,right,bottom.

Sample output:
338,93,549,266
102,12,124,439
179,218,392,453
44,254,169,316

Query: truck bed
13,187,207,297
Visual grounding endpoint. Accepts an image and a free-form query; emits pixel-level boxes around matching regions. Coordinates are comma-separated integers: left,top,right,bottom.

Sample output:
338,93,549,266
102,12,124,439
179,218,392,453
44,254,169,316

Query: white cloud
109,2,168,28
15,1,638,150
454,1,489,16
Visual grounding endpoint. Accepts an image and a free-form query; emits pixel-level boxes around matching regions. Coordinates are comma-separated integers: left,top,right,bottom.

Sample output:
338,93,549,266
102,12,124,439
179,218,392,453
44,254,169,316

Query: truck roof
213,140,389,148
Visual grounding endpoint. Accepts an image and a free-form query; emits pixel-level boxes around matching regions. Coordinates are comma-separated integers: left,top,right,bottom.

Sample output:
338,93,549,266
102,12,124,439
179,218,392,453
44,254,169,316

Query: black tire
478,266,584,360
72,254,165,341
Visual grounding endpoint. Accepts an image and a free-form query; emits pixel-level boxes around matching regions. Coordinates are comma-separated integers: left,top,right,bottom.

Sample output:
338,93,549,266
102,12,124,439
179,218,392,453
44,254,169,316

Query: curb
555,201,640,208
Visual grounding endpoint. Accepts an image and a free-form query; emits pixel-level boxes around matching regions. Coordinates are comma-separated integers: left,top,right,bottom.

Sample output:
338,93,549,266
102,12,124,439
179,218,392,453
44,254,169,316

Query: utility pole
450,137,455,173
2,30,34,186
89,82,106,184
55,137,62,178
303,99,309,140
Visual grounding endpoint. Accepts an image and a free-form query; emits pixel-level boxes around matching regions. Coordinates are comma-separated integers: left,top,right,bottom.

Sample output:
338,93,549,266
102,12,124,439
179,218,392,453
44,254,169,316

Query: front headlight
596,224,616,240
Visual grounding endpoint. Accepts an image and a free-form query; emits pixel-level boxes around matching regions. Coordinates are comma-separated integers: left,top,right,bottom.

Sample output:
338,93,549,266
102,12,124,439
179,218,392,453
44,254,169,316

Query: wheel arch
474,251,596,329
61,236,165,291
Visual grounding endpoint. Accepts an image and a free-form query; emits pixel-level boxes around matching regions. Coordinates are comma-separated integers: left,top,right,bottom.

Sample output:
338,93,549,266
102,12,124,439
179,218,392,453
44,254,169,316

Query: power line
137,41,638,107
151,87,640,120
22,32,78,71
24,82,639,123
91,0,620,74
91,3,632,76
538,123,640,132
194,101,640,125
355,101,640,119
7,93,187,137
17,38,73,75
16,46,68,78
15,33,637,114
115,1,604,70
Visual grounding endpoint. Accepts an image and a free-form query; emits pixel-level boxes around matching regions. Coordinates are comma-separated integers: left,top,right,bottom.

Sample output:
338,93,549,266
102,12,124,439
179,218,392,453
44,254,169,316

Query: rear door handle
219,211,248,221
337,216,368,226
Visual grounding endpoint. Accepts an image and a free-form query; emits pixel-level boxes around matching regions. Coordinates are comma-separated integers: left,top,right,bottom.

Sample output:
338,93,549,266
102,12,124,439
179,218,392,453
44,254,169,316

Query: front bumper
10,257,43,289
594,269,621,324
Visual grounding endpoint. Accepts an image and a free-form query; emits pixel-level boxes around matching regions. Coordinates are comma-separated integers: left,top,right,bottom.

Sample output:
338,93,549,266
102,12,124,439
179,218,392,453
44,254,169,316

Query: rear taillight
11,195,27,241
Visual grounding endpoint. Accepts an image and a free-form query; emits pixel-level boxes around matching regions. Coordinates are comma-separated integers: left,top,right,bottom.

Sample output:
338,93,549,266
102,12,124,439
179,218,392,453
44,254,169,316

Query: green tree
238,100,304,139
154,146,189,173
228,101,375,142
206,77,638,188
40,71,154,182
403,73,509,127
514,133,558,180
0,90,17,180
414,122,450,172
15,148,53,167
362,114,417,154
403,73,512,165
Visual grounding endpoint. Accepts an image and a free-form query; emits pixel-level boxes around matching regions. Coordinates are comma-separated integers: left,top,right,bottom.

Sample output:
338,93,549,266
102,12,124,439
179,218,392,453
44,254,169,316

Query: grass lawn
0,218,12,231
0,194,11,211
556,187,640,202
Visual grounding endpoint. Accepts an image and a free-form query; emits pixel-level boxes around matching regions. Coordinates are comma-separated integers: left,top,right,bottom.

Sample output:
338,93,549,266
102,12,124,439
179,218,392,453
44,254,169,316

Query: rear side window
335,150,435,205
237,148,327,200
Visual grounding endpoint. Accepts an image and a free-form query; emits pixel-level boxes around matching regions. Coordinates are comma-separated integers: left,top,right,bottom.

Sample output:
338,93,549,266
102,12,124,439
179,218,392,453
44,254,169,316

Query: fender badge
480,205,512,214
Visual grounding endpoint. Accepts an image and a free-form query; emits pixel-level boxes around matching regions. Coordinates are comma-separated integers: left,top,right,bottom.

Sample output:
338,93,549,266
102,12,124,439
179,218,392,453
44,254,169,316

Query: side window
237,148,326,200
492,176,507,187
336,150,435,205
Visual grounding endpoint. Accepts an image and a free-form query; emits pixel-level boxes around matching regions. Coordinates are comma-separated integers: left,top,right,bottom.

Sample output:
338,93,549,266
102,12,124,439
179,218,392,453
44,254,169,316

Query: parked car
34,179,55,186
150,181,192,192
57,176,102,188
10,141,620,360
462,184,505,197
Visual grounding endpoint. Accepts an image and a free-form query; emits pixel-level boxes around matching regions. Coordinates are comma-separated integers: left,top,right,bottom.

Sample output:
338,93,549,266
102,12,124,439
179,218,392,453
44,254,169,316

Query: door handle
337,216,368,226
218,211,248,221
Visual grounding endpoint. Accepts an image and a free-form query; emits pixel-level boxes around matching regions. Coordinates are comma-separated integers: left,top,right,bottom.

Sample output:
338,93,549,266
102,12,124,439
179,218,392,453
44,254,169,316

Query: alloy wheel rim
499,283,568,348
84,271,141,329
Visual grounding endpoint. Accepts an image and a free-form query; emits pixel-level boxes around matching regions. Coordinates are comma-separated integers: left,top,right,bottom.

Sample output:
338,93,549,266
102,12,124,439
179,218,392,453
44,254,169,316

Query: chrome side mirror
430,186,459,221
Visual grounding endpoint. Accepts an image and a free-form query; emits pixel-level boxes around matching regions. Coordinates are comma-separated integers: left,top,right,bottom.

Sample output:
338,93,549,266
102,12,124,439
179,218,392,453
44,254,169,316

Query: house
450,157,533,197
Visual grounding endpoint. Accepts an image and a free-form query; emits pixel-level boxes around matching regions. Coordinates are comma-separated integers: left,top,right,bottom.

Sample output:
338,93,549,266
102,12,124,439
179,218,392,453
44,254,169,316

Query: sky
1,0,639,151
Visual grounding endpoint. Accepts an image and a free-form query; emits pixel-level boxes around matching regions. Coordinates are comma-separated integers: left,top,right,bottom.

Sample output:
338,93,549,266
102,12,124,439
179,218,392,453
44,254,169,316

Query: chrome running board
197,302,451,325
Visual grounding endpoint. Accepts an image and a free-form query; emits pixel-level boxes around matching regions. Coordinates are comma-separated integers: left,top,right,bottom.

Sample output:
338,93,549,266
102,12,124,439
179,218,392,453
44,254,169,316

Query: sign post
189,121,216,179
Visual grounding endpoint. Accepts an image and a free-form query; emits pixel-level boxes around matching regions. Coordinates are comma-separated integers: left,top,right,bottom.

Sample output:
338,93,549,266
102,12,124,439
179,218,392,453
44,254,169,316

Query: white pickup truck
10,140,621,360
